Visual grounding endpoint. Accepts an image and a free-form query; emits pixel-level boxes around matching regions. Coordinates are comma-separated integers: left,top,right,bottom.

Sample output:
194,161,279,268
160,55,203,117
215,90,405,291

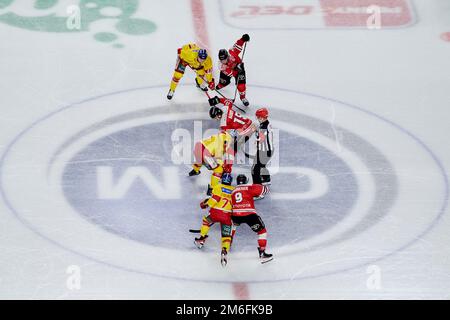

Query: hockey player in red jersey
208,96,256,138
231,174,273,263
216,34,250,106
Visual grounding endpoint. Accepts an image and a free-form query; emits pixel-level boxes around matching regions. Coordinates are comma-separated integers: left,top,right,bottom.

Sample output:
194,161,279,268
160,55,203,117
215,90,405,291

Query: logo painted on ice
61,115,353,250
0,85,447,283
220,0,415,30
0,0,156,48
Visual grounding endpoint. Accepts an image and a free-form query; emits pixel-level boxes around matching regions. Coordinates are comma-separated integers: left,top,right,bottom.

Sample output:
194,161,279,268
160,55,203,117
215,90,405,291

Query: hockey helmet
209,106,223,119
236,174,248,185
221,172,233,185
198,49,208,60
218,49,229,61
255,107,269,119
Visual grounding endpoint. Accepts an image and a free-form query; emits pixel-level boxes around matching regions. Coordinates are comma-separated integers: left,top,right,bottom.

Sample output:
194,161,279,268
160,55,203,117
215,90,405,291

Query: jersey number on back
221,199,230,208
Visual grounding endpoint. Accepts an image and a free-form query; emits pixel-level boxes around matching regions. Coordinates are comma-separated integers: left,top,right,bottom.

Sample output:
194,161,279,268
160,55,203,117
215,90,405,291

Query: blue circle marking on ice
0,84,448,283
61,119,358,251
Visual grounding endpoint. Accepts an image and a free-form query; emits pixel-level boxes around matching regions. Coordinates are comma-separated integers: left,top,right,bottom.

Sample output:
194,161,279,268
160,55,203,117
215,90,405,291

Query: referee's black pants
252,151,271,184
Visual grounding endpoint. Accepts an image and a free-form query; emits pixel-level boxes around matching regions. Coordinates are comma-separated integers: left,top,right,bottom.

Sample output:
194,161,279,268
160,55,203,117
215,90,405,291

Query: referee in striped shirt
246,107,274,185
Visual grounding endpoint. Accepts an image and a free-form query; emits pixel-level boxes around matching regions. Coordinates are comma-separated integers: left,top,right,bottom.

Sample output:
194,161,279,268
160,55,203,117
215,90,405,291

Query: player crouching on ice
216,34,250,107
167,43,215,100
208,96,256,138
195,173,234,267
231,174,273,264
189,131,235,196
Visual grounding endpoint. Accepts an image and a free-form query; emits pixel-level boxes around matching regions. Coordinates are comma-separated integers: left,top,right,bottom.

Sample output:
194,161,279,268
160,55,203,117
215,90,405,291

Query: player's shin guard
257,229,273,263
231,224,237,240
257,228,267,250
170,71,183,91
200,215,213,237
221,226,232,267
221,224,232,252
191,142,204,174
195,216,212,249
237,83,246,99
221,236,232,252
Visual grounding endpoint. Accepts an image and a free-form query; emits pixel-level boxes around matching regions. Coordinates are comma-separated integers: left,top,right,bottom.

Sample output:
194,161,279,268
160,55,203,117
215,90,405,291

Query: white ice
0,0,449,299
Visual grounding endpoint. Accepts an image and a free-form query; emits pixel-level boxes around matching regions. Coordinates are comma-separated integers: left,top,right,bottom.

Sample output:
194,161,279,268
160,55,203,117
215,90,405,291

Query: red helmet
255,107,269,119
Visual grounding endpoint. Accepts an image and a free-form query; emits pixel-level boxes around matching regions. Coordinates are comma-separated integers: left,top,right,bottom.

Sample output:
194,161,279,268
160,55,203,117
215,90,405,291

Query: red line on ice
190,0,210,51
232,282,250,300
190,0,247,299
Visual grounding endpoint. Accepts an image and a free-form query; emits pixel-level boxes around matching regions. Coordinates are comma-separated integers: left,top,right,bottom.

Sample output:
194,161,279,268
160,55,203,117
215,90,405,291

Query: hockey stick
213,88,246,113
198,75,246,113
232,41,247,103
189,229,201,233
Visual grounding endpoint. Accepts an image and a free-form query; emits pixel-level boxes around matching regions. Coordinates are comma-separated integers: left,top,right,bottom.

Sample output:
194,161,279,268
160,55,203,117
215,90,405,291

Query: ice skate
188,169,201,176
167,90,174,100
241,98,249,107
258,247,273,264
194,235,208,249
220,247,228,267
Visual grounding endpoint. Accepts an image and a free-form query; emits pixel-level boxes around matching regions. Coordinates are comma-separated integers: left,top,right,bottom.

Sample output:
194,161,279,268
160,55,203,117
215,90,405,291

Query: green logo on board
0,0,157,48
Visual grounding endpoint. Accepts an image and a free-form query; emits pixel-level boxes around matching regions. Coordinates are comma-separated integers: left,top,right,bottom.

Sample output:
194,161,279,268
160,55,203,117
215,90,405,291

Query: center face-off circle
0,85,447,283
61,118,358,251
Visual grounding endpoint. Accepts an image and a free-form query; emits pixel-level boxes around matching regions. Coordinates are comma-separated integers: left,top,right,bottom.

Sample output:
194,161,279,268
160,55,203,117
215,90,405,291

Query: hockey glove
208,79,215,90
200,199,209,209
223,164,232,173
241,34,250,42
208,96,220,106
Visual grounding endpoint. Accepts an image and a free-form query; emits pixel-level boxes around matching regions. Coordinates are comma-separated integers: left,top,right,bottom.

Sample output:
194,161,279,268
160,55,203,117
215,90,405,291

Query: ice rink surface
0,0,449,299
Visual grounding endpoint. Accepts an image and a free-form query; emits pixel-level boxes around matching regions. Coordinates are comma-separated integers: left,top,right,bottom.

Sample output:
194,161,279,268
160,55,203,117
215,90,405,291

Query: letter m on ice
96,166,181,199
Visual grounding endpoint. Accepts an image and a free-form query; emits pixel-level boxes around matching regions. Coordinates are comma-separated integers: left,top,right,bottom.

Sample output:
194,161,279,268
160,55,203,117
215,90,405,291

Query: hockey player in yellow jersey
167,44,215,100
194,173,235,267
189,130,235,195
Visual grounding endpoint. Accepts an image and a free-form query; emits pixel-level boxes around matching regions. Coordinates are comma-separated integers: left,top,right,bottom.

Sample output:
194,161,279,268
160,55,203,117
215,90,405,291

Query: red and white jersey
231,184,269,216
218,98,252,134
219,38,244,77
